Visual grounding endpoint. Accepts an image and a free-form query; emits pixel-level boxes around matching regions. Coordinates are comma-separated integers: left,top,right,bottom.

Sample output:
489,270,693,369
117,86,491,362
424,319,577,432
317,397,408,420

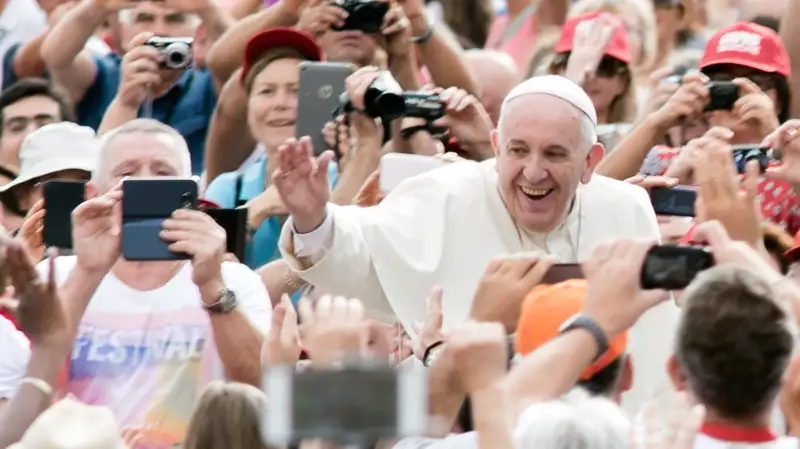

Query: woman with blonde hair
184,381,269,449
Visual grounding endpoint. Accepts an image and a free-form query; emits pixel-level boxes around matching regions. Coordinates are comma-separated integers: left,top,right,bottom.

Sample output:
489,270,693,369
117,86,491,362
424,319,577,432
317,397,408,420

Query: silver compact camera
145,36,194,70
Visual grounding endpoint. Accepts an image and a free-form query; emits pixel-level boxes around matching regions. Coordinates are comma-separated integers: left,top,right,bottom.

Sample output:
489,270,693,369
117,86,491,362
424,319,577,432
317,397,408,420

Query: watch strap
559,315,609,362
203,287,238,314
422,340,445,367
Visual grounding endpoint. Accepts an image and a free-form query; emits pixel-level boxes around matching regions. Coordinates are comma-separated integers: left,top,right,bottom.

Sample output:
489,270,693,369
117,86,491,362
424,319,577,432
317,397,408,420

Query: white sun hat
0,122,97,195
8,397,127,449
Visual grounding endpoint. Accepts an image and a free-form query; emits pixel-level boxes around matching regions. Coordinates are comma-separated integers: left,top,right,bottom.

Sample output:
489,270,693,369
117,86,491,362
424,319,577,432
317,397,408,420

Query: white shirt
0,314,30,399
36,256,272,448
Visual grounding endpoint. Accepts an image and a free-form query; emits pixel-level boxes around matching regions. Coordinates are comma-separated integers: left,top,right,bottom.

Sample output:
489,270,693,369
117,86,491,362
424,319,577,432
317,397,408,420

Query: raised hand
379,1,412,60
17,199,45,263
272,137,335,233
732,77,779,140
261,294,302,367
296,0,348,37
448,321,508,393
432,86,493,159
470,256,554,333
7,244,67,348
563,14,616,87
160,209,226,295
413,286,444,361
762,119,800,186
118,32,161,110
72,183,122,273
298,295,369,366
582,239,668,339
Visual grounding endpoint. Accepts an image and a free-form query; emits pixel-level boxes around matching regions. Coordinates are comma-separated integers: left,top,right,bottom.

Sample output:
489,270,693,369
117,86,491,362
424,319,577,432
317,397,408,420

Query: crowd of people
0,0,799,448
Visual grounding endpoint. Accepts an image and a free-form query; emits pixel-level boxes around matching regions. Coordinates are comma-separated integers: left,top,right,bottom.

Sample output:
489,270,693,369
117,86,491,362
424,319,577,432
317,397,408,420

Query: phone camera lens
181,192,192,209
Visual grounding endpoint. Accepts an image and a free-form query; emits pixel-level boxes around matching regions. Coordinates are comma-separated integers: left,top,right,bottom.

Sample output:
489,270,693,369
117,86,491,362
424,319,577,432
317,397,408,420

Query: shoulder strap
234,172,247,208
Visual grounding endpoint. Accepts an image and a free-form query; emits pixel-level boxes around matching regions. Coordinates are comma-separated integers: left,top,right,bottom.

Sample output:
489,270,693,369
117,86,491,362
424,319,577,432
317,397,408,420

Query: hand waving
261,294,302,367
298,295,369,366
563,14,616,87
272,137,335,233
72,183,122,273
7,244,67,348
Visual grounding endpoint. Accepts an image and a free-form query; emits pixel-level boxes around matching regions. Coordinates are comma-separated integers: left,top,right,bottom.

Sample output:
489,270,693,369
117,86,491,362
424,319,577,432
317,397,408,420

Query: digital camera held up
338,70,444,121
330,0,390,34
145,37,194,70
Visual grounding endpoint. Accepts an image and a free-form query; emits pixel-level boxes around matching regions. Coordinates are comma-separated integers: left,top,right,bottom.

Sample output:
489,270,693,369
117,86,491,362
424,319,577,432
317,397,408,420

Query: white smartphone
379,153,447,193
262,363,428,446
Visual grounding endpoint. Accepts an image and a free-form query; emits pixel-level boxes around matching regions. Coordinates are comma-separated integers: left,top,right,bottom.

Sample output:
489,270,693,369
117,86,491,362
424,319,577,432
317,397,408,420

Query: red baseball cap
240,27,323,85
555,12,631,64
700,22,791,78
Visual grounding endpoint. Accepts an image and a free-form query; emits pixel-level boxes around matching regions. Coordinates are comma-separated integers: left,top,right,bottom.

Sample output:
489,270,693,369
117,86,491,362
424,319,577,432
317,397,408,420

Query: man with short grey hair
274,70,678,413
31,118,271,449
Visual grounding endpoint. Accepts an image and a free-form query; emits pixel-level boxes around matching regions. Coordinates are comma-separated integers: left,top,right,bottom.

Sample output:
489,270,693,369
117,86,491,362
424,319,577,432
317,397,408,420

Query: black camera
330,0,390,34
641,245,713,290
145,36,194,70
704,81,740,111
338,71,444,121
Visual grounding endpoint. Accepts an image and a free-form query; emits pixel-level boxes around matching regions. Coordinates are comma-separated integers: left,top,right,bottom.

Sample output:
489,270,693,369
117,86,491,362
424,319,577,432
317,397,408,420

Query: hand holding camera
652,72,709,130
297,0,348,37
330,0,390,34
119,32,162,110
731,77,779,139
378,2,412,60
582,239,669,339
762,119,800,185
341,66,444,121
72,182,123,273
692,127,762,246
432,86,493,154
160,208,227,295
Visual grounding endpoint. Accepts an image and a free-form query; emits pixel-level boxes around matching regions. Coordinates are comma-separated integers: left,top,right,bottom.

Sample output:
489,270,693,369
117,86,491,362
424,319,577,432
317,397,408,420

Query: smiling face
492,94,604,233
247,58,301,150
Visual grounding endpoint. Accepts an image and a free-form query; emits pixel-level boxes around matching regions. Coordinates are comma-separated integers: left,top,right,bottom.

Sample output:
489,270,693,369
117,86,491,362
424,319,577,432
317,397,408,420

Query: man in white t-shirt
0,314,30,412
35,118,271,449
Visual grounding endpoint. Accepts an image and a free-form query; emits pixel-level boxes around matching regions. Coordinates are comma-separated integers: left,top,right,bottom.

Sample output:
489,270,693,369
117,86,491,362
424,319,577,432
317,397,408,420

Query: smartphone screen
43,180,88,249
542,263,584,284
650,186,697,217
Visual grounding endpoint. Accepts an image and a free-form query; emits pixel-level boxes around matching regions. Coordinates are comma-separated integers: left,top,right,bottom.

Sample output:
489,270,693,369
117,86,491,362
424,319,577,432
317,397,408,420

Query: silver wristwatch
202,287,238,314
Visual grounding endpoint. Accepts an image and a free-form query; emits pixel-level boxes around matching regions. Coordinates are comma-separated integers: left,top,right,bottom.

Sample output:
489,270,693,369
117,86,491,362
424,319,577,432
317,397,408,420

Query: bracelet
410,17,435,44
283,266,307,291
20,377,54,398
422,340,445,367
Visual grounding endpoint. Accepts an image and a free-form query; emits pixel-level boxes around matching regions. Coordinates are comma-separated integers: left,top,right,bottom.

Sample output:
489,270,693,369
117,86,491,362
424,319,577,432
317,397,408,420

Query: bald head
466,50,520,125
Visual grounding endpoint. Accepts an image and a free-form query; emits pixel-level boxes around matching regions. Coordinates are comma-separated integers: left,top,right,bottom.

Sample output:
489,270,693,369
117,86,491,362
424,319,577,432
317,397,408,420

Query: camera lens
181,192,192,208
164,42,190,69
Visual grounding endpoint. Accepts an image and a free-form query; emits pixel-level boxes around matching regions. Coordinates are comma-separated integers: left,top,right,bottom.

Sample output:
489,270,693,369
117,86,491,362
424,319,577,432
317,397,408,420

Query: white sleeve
222,262,273,334
290,207,335,258
0,317,31,399
391,433,478,449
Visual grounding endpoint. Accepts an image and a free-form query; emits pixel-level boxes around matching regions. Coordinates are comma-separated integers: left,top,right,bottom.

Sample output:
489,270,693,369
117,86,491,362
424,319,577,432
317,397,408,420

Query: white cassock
279,158,680,414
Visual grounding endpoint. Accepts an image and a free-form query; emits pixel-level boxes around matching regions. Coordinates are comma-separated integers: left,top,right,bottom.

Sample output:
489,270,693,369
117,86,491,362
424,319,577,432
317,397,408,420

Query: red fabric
648,146,800,236
555,12,631,63
700,424,776,443
700,22,791,77
241,28,323,84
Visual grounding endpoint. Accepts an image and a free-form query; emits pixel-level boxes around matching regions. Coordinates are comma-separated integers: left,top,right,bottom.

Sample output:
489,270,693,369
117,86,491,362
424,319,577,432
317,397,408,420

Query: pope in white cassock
274,73,679,413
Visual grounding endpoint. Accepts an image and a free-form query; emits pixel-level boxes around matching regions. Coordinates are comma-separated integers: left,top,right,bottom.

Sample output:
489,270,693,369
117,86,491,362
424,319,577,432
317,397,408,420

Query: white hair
498,96,598,152
93,119,192,182
118,10,201,29
515,388,630,449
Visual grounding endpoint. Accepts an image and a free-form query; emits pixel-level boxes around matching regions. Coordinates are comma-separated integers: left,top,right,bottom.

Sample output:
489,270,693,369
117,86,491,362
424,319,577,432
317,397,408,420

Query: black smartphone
263,364,427,445
704,81,740,111
122,178,198,261
641,245,713,290
42,180,88,249
542,263,584,284
204,208,247,262
650,186,697,217
296,61,356,156
731,145,769,174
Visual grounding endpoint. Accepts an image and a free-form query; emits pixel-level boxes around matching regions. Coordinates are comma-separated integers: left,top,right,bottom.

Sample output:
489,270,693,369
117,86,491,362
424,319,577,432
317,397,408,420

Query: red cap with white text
700,22,791,77
554,12,631,64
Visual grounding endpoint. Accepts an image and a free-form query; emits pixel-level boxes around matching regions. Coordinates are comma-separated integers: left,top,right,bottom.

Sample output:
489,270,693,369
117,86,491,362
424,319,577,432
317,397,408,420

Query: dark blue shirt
76,53,216,174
